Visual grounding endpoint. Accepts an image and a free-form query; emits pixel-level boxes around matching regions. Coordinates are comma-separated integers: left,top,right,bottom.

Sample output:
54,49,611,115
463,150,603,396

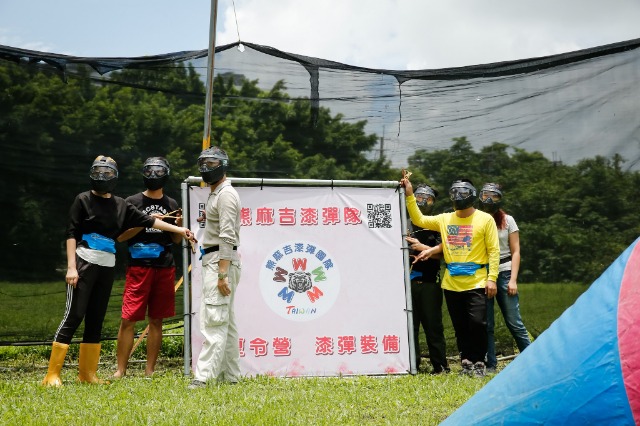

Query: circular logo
259,241,340,322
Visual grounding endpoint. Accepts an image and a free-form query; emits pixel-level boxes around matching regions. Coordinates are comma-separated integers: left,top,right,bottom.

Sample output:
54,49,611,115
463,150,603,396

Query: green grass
0,280,185,343
1,365,489,425
0,282,588,425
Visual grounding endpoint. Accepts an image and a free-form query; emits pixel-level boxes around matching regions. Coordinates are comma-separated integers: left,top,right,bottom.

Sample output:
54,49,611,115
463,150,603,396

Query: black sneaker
460,359,473,376
430,365,451,375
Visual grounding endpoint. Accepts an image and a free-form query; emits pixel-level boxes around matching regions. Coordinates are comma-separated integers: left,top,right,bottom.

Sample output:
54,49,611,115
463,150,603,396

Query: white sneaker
188,379,207,389
460,359,474,376
473,362,486,378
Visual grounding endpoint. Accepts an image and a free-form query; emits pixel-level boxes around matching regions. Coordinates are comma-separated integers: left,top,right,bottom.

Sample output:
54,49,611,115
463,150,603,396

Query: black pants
54,256,115,344
444,288,487,364
411,278,448,371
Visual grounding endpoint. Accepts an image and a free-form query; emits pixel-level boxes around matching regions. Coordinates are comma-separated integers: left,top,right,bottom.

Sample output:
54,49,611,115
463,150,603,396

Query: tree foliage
408,137,640,283
1,61,637,283
0,61,396,280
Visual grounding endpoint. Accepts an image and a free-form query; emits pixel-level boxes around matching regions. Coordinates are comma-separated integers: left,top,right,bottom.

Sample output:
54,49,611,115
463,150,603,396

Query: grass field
0,283,588,425
0,280,185,344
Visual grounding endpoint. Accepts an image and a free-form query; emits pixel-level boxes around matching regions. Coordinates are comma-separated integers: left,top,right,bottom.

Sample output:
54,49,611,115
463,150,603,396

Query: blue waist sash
129,243,165,259
446,262,487,277
82,233,116,254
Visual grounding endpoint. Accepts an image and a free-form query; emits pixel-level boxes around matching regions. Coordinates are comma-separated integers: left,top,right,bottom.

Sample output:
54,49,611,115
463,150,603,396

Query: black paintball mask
479,183,503,214
142,157,170,191
449,180,478,211
414,185,438,215
198,146,229,185
89,155,118,194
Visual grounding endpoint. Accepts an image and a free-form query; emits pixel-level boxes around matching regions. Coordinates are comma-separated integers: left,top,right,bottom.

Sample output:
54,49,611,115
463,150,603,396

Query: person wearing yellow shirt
401,177,499,377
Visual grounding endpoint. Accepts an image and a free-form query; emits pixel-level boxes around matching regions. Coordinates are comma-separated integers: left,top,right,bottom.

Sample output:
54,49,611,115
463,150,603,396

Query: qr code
367,203,392,228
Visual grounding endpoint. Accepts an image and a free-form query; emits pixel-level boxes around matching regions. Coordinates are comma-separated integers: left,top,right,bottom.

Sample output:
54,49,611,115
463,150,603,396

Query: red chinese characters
343,207,362,225
240,207,252,226
315,336,334,355
337,335,357,355
273,337,292,356
238,334,400,357
249,337,269,357
278,208,296,225
360,335,378,354
382,335,400,353
241,206,363,227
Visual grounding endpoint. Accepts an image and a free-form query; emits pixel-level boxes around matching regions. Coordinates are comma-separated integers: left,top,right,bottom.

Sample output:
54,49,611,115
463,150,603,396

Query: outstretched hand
405,236,426,252
183,228,198,243
411,247,435,264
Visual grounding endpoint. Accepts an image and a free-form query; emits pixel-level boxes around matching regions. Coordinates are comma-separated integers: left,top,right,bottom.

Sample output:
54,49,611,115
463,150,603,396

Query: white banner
189,185,410,377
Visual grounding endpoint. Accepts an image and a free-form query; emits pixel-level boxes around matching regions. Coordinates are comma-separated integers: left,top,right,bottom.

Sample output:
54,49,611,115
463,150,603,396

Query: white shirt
498,214,518,273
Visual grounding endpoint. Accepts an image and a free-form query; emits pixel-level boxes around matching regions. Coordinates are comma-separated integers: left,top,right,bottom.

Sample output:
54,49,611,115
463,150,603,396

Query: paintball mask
197,146,229,185
89,155,118,194
478,183,503,214
449,180,477,211
142,157,170,191
414,185,437,215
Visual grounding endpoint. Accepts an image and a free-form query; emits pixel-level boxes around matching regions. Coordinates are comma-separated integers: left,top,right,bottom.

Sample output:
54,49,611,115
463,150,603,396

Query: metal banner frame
180,177,416,376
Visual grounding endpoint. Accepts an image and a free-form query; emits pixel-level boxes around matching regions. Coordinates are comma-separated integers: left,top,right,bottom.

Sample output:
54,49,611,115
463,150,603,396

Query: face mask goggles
198,157,228,184
142,165,169,178
480,191,502,203
90,166,118,181
415,187,436,207
449,186,474,201
198,158,223,172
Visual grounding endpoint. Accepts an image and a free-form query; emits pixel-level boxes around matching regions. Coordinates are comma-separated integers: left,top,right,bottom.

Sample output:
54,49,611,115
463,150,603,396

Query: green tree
407,138,640,283
0,61,397,280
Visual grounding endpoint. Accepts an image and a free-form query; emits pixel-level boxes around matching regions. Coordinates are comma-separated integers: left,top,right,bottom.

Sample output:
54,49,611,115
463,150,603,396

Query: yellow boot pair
41,342,109,386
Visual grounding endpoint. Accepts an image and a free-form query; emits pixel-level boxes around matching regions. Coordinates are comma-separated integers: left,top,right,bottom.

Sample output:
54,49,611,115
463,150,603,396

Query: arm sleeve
65,195,84,241
123,200,156,231
406,195,439,231
486,217,501,281
218,190,240,260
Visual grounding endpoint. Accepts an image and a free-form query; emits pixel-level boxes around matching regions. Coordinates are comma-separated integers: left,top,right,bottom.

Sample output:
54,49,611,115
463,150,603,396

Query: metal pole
202,0,219,151
184,176,400,188
184,0,217,376
399,187,418,375
181,182,192,376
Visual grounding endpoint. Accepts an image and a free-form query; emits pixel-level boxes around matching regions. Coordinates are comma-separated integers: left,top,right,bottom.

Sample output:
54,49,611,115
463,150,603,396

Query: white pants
194,260,241,383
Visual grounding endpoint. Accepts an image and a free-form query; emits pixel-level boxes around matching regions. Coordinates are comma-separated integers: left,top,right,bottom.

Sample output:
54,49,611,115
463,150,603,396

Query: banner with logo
189,185,410,377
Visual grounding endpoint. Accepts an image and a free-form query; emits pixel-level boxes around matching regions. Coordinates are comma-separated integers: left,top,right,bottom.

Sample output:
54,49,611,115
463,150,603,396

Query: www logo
260,241,341,322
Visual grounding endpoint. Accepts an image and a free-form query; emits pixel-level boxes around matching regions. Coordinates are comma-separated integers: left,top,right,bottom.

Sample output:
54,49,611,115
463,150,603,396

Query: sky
1,0,640,70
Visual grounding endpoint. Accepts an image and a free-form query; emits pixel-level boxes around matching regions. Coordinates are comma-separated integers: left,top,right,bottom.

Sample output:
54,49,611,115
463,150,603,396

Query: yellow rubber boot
78,343,110,384
41,342,69,387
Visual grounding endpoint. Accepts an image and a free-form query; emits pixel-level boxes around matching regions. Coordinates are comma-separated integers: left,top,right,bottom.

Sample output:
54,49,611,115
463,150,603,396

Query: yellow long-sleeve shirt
406,194,500,292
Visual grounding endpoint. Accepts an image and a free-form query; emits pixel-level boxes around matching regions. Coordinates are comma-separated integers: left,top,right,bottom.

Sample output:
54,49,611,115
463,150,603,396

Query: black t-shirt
124,192,179,268
66,191,156,245
410,223,442,282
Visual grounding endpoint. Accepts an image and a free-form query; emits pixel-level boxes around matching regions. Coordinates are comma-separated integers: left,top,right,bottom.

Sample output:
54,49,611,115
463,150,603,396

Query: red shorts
122,266,176,321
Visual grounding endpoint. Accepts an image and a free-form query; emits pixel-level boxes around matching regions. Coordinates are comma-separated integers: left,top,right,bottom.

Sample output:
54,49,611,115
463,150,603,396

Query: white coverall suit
193,180,242,383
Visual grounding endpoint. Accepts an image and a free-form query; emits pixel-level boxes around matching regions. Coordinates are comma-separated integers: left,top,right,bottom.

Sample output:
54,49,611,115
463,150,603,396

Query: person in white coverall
189,146,242,389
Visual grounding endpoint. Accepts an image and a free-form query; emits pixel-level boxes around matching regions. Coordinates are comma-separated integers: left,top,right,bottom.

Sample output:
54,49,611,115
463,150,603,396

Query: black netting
1,39,639,344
